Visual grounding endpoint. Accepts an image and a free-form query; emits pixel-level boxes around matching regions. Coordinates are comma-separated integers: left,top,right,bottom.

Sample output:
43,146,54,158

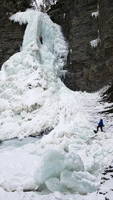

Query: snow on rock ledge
90,38,100,48
92,11,99,18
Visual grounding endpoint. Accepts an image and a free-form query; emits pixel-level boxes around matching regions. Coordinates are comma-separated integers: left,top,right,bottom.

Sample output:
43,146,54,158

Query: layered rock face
49,0,113,91
0,0,30,67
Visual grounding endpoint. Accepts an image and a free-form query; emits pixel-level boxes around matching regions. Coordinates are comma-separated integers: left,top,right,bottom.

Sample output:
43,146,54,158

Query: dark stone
105,198,109,200
101,177,110,181
109,166,113,168
0,0,31,68
100,181,105,184
102,172,107,175
105,169,113,173
40,128,53,136
48,0,113,92
99,192,107,195
103,84,113,102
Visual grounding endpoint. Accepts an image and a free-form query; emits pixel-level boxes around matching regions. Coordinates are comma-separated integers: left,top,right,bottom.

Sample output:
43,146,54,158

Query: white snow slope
0,9,113,200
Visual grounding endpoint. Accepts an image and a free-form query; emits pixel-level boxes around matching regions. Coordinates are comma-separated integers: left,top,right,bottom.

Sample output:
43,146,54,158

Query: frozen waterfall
0,9,113,198
0,9,68,139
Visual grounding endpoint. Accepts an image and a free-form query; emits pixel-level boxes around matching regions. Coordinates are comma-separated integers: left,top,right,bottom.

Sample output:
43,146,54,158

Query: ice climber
40,36,43,44
96,119,104,132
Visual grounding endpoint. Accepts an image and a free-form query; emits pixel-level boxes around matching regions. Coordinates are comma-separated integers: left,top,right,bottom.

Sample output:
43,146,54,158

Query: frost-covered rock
90,38,100,48
92,11,99,18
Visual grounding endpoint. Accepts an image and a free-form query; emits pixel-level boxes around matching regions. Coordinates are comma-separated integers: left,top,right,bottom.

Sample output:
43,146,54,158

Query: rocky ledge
49,0,113,92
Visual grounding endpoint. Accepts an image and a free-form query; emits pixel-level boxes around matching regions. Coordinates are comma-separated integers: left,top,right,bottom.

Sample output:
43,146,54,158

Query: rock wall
0,0,30,67
49,0,113,91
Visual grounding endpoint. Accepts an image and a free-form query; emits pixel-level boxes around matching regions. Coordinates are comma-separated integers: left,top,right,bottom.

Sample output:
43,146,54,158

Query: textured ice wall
0,9,68,140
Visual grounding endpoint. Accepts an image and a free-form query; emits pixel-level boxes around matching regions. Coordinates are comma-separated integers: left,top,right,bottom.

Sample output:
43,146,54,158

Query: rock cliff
0,0,30,67
49,0,113,91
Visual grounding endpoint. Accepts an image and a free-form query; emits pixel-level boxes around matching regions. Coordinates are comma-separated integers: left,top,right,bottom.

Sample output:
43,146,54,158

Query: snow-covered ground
0,9,113,200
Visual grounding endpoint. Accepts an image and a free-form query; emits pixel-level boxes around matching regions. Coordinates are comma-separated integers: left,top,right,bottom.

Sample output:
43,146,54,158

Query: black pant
97,126,103,132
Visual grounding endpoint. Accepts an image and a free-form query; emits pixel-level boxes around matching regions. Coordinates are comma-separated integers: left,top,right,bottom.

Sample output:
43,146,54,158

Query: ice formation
0,9,113,198
33,0,58,10
92,11,99,18
90,38,100,48
0,9,68,140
